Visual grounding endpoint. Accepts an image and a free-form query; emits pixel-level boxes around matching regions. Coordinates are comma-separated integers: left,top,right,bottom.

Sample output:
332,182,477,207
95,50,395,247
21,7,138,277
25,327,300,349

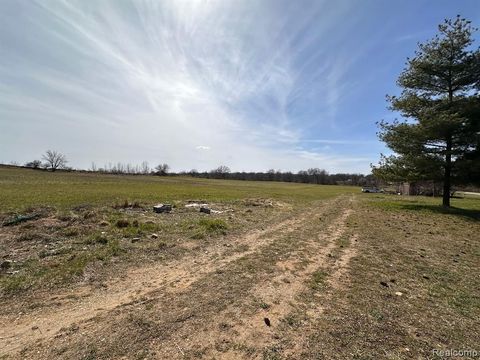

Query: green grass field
0,166,355,211
1,166,479,359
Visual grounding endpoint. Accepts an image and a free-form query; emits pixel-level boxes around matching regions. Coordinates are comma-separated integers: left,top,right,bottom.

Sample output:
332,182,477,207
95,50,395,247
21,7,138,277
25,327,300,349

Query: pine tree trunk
442,137,452,207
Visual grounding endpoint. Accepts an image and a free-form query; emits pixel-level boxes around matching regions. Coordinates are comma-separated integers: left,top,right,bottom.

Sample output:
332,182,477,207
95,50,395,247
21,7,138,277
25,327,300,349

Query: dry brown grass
0,185,478,359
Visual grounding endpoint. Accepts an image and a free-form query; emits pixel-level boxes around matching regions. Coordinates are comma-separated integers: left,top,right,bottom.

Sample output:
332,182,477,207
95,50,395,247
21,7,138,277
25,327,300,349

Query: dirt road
1,196,359,359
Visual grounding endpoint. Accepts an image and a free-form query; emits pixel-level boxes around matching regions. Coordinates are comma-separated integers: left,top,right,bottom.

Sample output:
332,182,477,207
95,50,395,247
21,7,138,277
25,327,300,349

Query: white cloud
0,0,371,173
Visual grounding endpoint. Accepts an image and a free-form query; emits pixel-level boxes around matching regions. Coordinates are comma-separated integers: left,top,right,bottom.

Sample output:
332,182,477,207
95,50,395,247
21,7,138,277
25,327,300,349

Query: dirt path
182,198,358,359
0,197,345,357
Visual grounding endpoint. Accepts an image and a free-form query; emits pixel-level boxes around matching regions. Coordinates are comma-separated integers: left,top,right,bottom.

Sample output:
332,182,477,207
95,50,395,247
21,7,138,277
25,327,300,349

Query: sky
1,0,479,174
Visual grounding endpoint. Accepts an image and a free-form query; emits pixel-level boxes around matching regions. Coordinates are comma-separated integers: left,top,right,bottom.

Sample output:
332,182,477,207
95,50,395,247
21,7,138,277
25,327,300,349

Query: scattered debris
153,204,172,213
244,198,275,207
243,198,290,208
422,275,430,280
151,233,158,239
131,237,141,243
380,281,389,288
200,207,211,214
99,220,109,227
185,203,208,208
395,291,403,296
3,213,40,226
264,317,271,327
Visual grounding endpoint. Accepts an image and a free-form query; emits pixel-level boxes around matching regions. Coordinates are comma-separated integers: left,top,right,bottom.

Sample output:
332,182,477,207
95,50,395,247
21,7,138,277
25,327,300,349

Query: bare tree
141,161,150,174
42,150,67,171
155,163,170,175
210,165,231,179
213,165,230,174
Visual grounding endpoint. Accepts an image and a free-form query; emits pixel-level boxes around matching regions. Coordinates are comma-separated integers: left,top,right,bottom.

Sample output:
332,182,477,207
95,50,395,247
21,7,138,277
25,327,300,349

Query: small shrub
116,219,130,228
260,302,271,310
63,227,79,237
57,212,73,222
113,200,143,209
83,211,96,220
113,200,130,209
86,233,108,244
17,231,49,242
132,201,142,209
309,270,327,290
1,274,30,294
96,239,122,260
157,241,167,249
107,238,122,256
198,219,228,234
191,230,206,239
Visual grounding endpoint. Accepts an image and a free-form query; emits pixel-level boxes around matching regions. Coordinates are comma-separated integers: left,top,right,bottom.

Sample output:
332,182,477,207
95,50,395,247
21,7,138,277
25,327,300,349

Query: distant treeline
14,158,375,186
87,163,375,186
183,168,376,186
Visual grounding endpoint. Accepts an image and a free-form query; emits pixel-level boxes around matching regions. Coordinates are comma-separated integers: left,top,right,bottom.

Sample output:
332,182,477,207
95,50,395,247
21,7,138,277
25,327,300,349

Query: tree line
18,152,374,186
184,167,376,186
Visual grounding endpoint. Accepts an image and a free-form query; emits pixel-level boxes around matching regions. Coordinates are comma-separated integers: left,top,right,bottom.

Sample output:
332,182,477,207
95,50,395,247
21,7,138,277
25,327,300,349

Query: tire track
0,198,339,356
180,198,356,358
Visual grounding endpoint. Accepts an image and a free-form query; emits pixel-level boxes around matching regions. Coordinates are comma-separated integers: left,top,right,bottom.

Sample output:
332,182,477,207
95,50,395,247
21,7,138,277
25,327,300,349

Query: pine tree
373,16,480,207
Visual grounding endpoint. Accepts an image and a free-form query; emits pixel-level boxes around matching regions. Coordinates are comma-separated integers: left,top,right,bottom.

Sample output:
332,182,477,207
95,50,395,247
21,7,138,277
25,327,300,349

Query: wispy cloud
0,0,378,173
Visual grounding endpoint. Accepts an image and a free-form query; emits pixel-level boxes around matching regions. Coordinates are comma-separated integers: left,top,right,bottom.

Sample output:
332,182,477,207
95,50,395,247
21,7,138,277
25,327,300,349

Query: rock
151,233,158,239
395,291,403,296
200,207,211,214
153,204,172,213
131,237,141,243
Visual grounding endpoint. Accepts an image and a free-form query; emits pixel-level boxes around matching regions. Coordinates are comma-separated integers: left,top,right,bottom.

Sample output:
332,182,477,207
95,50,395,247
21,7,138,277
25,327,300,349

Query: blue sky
1,0,479,173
